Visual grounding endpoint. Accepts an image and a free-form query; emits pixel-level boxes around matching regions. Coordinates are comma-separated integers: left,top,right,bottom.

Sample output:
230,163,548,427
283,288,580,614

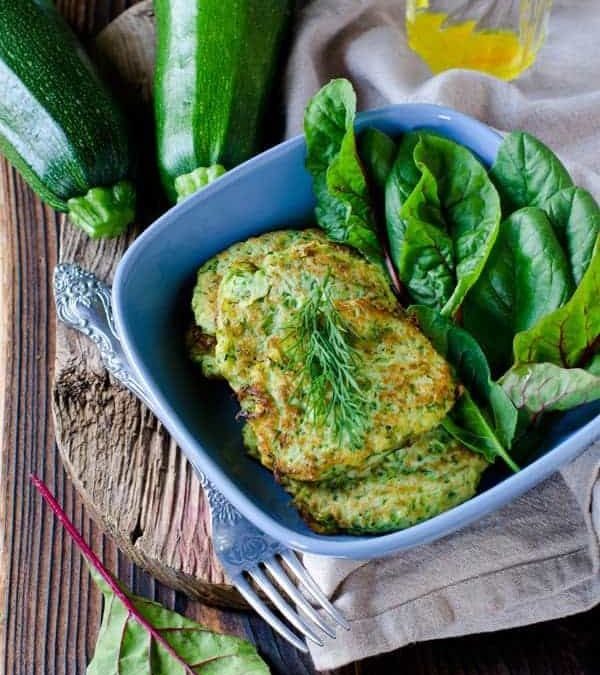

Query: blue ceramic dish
113,104,600,559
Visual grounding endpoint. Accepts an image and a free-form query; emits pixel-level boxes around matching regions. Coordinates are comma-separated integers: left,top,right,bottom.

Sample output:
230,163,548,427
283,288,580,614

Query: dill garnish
287,274,369,446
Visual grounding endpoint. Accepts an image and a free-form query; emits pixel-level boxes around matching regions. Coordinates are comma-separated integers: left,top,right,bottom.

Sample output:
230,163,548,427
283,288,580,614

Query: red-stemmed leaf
31,475,269,675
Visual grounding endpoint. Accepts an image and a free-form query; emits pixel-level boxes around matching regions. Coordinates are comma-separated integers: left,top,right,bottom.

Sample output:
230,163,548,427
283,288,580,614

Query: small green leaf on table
30,476,269,675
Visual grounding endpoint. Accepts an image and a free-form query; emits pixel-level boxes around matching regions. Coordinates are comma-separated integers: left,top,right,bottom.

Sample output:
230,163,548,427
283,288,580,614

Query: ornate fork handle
53,263,244,533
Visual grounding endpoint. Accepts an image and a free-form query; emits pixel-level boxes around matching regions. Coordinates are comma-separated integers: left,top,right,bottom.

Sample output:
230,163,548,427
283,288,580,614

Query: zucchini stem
175,164,226,202
67,180,136,238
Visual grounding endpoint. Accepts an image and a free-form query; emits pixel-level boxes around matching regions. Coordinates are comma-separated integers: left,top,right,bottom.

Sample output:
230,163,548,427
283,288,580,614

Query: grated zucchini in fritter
283,428,488,534
214,237,455,481
188,229,487,534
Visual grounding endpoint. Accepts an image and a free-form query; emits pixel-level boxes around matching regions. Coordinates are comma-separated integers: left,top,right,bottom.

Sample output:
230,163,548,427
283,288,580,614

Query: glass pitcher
406,0,553,80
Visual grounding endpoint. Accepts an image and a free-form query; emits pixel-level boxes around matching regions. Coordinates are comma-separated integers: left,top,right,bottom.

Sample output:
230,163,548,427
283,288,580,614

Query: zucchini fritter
215,240,456,481
188,229,485,535
284,428,488,534
189,229,327,376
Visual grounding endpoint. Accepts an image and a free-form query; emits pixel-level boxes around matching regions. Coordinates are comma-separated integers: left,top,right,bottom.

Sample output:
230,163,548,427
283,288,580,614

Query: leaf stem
496,445,520,473
30,474,197,675
578,334,600,370
382,243,407,301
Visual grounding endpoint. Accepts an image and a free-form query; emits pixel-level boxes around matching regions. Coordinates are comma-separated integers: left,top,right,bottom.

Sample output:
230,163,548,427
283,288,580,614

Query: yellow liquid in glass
406,11,538,81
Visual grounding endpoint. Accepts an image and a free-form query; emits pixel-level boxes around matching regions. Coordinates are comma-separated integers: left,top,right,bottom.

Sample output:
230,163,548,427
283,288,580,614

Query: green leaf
29,474,269,675
413,305,518,450
325,130,382,261
462,208,574,375
541,186,600,285
514,236,600,368
442,391,519,472
358,127,396,194
501,363,600,425
304,79,355,174
490,131,573,213
386,132,501,316
304,79,383,264
385,132,422,248
400,220,454,308
88,566,268,675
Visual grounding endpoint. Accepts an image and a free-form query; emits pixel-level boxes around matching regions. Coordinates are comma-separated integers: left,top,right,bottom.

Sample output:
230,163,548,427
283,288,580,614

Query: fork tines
234,552,350,653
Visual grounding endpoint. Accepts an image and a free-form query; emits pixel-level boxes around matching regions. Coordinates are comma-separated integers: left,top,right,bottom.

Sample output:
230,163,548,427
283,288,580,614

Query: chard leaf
463,208,574,375
304,78,354,173
413,305,518,450
400,220,454,308
541,186,600,285
88,571,267,675
514,237,600,368
31,477,268,675
490,131,573,213
386,132,501,316
501,362,600,423
358,127,396,194
304,79,383,264
442,391,519,472
385,132,422,246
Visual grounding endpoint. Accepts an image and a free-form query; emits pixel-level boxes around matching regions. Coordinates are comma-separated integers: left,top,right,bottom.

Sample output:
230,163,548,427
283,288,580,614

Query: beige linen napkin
284,0,600,668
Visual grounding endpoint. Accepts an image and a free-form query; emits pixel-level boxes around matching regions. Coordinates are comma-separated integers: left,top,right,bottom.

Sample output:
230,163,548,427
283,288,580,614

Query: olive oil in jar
406,0,552,81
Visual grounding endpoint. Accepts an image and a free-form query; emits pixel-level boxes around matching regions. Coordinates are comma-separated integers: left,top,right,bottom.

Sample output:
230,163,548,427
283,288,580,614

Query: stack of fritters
187,229,488,534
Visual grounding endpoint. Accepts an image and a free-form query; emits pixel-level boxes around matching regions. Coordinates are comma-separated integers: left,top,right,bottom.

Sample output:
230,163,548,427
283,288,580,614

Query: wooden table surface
1,2,598,673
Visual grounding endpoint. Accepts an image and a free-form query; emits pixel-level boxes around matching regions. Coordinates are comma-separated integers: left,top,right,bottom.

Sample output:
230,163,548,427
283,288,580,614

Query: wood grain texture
52,1,241,608
0,1,598,674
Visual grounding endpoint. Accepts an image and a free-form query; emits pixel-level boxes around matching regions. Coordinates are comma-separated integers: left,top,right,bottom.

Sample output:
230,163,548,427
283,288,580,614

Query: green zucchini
154,0,292,203
0,0,135,238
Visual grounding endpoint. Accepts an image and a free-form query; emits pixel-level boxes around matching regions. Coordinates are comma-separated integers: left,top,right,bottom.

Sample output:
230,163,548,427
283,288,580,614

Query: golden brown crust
215,240,455,481
285,429,489,534
188,229,486,536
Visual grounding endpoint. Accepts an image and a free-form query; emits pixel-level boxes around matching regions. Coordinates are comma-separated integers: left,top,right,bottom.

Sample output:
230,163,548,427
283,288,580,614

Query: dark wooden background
0,1,598,673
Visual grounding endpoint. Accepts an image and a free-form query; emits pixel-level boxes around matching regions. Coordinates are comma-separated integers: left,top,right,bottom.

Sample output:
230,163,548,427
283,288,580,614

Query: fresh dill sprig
287,274,369,446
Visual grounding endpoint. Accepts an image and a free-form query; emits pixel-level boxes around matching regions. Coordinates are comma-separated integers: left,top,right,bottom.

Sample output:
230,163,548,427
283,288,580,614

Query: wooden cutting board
51,2,244,609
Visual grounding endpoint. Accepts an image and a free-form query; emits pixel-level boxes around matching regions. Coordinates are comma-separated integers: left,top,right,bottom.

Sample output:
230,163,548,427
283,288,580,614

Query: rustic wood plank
0,3,177,674
52,0,241,607
0,1,598,674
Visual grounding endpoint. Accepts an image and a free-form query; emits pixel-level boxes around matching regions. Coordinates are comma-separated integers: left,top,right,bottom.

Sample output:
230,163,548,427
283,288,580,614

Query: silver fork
53,263,349,653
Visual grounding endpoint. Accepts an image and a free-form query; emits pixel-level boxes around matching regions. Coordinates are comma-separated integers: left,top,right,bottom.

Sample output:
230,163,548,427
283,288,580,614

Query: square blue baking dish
113,103,600,559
